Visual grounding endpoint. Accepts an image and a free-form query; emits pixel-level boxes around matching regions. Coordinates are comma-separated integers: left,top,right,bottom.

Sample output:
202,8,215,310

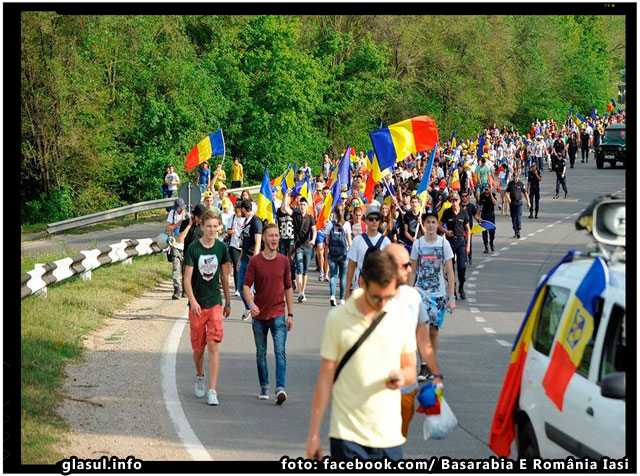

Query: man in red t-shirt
243,223,294,404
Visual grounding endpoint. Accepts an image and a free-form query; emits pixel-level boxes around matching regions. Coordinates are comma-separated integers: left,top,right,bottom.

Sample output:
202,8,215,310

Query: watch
287,313,294,318
448,296,456,301
432,374,444,380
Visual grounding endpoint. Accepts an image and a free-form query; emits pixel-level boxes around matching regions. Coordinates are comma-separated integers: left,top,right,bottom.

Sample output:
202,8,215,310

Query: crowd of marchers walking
159,110,625,459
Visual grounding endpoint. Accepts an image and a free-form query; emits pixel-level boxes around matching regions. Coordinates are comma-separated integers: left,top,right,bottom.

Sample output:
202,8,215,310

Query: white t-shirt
395,285,428,395
228,213,245,250
165,172,180,192
410,235,453,297
347,232,391,289
166,209,185,248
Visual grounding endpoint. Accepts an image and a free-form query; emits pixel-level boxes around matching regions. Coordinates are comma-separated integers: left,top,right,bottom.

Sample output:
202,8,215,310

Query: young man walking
527,163,543,218
345,206,391,299
439,191,470,300
243,224,294,404
553,153,568,199
293,197,317,302
238,200,263,320
409,208,456,355
183,210,232,406
477,184,498,253
505,171,531,239
306,252,416,460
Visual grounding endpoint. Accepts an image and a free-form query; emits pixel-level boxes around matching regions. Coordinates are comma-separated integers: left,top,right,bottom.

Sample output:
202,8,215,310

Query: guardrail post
34,264,47,298
135,212,139,222
81,270,92,281
122,257,133,265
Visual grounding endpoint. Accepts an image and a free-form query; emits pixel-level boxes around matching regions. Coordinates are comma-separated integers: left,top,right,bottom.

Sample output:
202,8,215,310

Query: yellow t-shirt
231,163,243,182
214,170,226,189
320,289,416,448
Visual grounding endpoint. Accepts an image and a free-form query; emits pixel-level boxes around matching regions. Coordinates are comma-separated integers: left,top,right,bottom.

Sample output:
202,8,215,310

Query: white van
515,199,626,459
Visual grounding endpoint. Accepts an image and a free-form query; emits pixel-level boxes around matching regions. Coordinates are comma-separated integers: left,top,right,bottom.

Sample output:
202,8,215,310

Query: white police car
516,198,626,459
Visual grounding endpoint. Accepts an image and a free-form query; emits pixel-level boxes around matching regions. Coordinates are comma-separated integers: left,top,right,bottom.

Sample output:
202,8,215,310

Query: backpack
361,234,385,264
328,221,348,259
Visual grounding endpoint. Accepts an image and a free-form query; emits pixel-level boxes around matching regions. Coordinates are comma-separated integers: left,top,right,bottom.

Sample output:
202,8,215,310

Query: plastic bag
423,396,457,440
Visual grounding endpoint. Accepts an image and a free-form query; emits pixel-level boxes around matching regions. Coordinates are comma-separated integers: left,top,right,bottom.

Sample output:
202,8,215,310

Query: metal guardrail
46,184,260,234
21,238,163,299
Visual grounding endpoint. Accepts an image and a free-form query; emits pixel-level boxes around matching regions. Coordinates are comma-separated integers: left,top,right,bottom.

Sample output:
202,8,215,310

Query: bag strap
333,311,387,383
374,235,385,249
361,233,373,248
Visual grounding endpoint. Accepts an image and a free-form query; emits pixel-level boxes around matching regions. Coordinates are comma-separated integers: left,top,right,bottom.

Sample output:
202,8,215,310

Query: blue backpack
328,221,348,259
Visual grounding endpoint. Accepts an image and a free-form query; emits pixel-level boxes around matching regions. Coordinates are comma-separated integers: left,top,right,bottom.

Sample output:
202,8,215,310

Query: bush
22,185,76,225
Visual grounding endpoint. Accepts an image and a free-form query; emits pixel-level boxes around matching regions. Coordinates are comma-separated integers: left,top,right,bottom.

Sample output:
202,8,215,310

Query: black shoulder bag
333,311,387,383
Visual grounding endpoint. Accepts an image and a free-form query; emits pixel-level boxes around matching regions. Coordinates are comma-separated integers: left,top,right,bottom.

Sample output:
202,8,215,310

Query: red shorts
189,304,224,351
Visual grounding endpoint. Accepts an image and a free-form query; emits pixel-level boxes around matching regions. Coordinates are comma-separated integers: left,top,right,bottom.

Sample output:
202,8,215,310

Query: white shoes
207,389,219,406
194,375,206,398
318,272,324,281
298,293,306,303
339,299,345,305
241,309,251,321
276,389,287,405
329,296,337,307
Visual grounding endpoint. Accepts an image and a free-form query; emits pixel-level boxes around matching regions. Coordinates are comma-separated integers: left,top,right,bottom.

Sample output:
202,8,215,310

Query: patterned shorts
420,293,447,328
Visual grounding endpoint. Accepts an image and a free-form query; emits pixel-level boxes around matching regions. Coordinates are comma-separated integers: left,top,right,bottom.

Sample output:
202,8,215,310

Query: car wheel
518,421,540,458
596,158,604,169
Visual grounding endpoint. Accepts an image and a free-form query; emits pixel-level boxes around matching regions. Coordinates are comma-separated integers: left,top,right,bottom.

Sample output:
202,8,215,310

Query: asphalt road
171,160,625,460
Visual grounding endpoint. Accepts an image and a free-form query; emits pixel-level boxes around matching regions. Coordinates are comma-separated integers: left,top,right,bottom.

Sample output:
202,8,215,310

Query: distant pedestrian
198,162,211,194
580,128,590,163
231,157,243,189
553,154,568,199
505,170,530,239
439,191,470,300
477,184,497,253
238,199,264,320
183,209,231,406
164,165,180,212
226,201,245,297
306,251,417,461
161,165,170,200
243,223,294,404
567,132,578,168
276,190,297,289
460,191,477,266
166,198,187,300
326,202,352,306
527,163,542,219
177,204,207,298
293,197,317,303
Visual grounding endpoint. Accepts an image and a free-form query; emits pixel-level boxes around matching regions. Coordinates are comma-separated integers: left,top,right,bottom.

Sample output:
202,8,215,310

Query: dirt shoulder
55,280,190,461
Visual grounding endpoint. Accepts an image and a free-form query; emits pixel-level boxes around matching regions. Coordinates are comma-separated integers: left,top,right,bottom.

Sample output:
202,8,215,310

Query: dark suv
595,124,625,169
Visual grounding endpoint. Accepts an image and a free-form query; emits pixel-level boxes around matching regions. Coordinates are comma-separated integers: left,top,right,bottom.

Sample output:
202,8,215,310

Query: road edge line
162,310,213,461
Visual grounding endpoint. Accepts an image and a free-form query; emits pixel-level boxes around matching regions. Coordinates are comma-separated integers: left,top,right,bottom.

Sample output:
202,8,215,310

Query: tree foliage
21,13,625,224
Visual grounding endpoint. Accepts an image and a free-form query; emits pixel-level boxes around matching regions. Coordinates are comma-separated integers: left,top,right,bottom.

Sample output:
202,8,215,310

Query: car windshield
604,129,625,141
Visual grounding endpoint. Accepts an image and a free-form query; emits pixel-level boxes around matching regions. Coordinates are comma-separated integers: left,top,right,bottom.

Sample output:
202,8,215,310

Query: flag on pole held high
256,168,277,225
316,178,342,231
185,129,225,171
416,144,438,205
369,116,439,172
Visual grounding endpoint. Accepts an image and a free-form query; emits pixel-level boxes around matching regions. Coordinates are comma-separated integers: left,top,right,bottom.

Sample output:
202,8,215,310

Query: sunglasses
366,216,381,222
365,289,396,306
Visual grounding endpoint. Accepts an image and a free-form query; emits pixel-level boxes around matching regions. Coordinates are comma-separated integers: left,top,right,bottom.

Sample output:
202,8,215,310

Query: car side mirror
601,372,625,400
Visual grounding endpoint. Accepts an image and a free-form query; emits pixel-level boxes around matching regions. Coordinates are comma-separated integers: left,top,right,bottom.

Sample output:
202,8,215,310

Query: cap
217,183,227,191
203,190,214,199
439,179,447,189
173,198,186,211
221,197,232,209
192,203,206,218
365,206,382,219
369,199,381,207
422,207,439,220
483,183,491,190
449,191,460,200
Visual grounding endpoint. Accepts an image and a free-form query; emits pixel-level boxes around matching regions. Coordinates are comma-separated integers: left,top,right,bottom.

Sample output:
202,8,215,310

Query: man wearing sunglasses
306,251,416,461
439,191,471,300
345,206,391,299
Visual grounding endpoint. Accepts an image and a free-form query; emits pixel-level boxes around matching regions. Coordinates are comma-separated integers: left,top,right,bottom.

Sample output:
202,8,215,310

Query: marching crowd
160,110,625,459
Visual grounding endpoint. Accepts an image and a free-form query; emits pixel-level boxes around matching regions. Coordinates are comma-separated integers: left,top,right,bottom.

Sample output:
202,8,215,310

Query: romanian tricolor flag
607,98,617,112
437,200,451,221
185,129,225,171
450,169,461,191
343,147,358,163
542,258,608,411
328,146,353,190
591,106,597,120
382,178,396,207
256,168,277,224
476,134,486,159
316,179,341,231
489,249,578,457
450,130,456,149
369,116,439,172
470,221,497,235
575,113,584,127
285,163,296,189
416,145,437,205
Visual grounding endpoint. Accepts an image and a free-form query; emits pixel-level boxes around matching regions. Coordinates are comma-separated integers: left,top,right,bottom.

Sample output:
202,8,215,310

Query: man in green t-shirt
184,209,231,406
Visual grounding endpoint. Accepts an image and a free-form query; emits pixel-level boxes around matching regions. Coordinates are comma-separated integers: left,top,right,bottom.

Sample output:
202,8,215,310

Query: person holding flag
477,183,498,253
293,196,317,303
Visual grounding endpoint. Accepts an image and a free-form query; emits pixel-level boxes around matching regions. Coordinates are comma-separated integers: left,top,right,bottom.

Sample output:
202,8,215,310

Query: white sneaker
241,309,251,321
324,274,330,282
298,293,306,303
207,389,219,406
234,290,240,297
329,296,337,307
194,375,206,398
318,272,324,281
339,299,345,305
275,389,287,405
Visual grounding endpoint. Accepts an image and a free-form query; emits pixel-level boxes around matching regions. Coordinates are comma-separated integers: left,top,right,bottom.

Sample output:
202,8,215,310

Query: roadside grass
21,210,167,239
20,253,171,464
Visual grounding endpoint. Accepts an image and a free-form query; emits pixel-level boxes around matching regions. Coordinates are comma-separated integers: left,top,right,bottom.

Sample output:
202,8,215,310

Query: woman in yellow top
231,157,243,189
209,163,226,192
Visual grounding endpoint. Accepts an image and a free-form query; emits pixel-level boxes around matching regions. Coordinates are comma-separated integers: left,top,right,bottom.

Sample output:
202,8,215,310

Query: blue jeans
252,316,287,390
238,259,250,309
199,183,208,194
330,438,403,461
510,200,523,232
328,256,347,300
295,246,313,276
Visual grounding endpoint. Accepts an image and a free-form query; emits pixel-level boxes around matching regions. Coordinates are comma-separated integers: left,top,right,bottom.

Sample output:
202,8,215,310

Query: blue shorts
418,292,447,328
316,231,326,244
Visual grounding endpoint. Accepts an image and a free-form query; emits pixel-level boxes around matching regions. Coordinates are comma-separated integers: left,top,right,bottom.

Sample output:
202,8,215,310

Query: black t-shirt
293,210,316,249
241,215,264,262
276,208,295,240
580,131,590,146
179,217,204,254
527,170,541,190
459,170,468,192
555,158,567,175
441,207,469,239
567,138,578,152
553,139,565,156
478,191,497,217
402,210,421,244
462,202,477,228
506,180,526,202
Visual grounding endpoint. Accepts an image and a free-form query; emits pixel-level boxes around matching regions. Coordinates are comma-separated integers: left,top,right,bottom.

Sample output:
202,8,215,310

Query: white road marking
491,253,500,257
466,283,476,288
468,277,477,281
527,233,535,236
537,229,545,233
555,220,562,224
500,247,509,251
546,224,554,228
510,242,517,245
467,298,477,303
470,307,480,313
496,339,511,347
163,311,213,461
475,316,487,323
519,237,527,240
476,265,485,269
483,327,497,334
466,290,476,295
472,271,480,275
564,216,571,219
482,258,492,263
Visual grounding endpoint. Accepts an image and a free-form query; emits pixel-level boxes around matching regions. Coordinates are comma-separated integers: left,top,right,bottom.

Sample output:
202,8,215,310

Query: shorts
475,184,483,194
189,304,224,350
316,231,326,245
420,294,447,328
401,388,418,437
